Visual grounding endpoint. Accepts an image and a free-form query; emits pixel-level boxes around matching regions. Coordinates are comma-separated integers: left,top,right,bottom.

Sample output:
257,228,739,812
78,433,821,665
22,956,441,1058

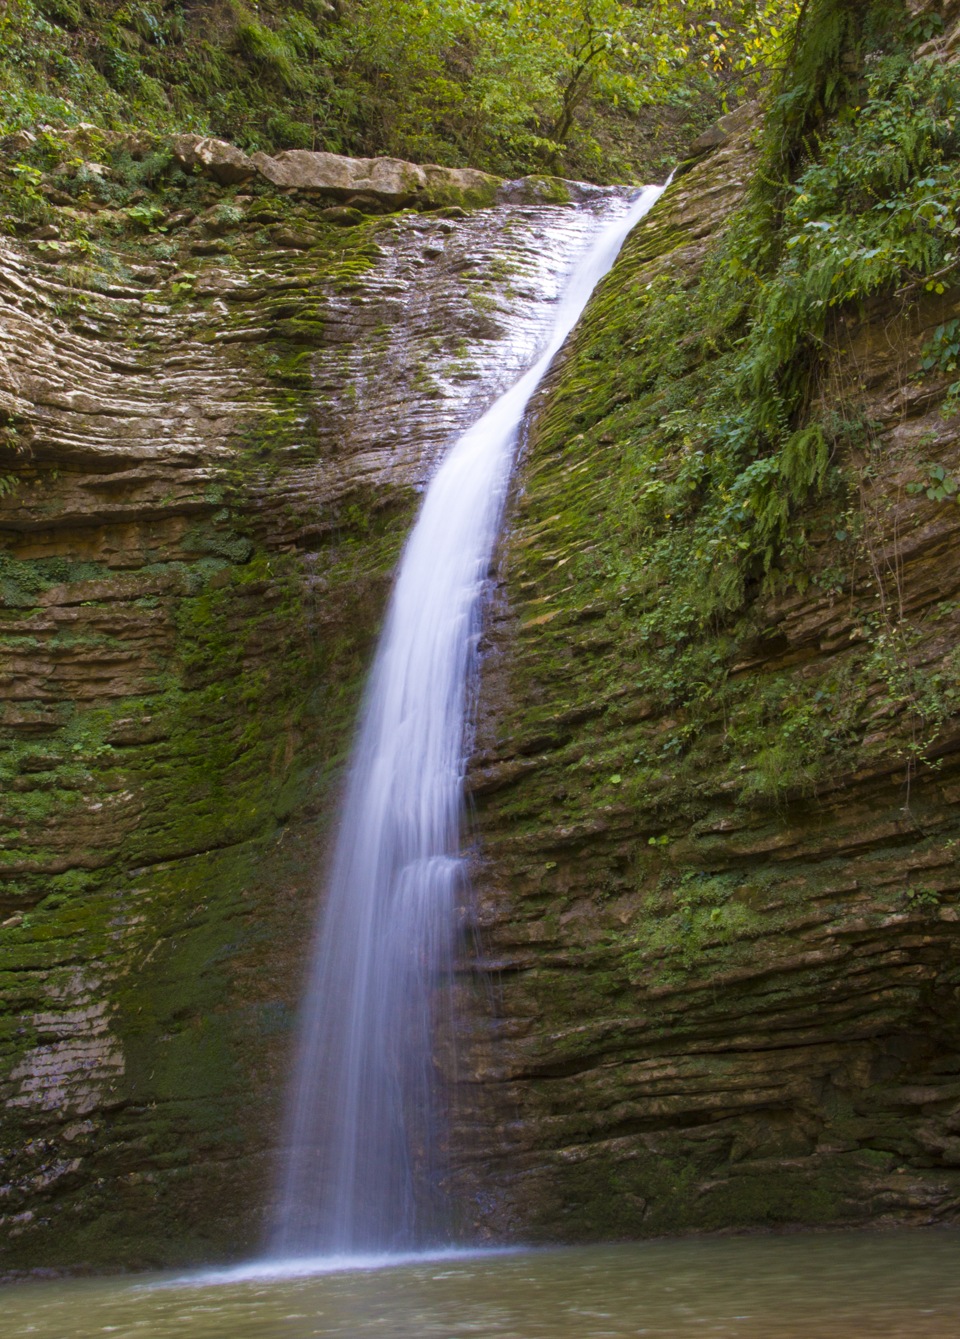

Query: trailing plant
586,0,960,614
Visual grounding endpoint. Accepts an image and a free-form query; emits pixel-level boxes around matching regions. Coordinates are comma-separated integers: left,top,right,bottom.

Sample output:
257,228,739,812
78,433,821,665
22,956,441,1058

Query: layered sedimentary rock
0,171,617,1268
6,28,960,1268
460,99,960,1240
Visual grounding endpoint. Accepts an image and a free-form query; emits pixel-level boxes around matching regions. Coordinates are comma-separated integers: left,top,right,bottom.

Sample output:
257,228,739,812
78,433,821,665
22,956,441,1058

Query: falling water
271,181,668,1260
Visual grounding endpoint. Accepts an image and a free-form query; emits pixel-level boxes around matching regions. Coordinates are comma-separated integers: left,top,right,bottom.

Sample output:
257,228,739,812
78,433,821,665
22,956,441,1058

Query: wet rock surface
0,184,621,1268
457,108,960,1241
7,69,960,1267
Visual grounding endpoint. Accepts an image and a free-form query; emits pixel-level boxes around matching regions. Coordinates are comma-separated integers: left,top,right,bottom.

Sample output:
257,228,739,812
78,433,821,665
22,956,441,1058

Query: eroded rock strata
4,9,960,1270
0,172,616,1268
460,100,960,1240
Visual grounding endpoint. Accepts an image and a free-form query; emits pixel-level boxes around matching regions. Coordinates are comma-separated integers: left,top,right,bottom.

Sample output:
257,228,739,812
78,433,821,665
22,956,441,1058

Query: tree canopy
1,0,798,179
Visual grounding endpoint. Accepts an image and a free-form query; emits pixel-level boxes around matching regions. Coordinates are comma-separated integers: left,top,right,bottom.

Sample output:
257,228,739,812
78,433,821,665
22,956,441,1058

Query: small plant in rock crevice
621,868,764,980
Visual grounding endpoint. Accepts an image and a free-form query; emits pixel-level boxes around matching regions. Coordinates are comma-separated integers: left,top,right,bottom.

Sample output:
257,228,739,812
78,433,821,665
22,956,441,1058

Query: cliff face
459,27,960,1240
5,1,960,1272
0,159,615,1268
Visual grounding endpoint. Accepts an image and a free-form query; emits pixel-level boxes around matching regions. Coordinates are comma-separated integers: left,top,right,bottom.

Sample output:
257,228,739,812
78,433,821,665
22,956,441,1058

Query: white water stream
271,182,667,1259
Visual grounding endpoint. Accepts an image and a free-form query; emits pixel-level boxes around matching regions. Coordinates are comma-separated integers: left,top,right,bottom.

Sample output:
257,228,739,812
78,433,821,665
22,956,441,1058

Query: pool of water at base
3,1228,960,1339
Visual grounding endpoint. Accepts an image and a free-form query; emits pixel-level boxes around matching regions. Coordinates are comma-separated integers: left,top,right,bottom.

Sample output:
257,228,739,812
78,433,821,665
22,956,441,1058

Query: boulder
496,175,609,206
318,206,366,226
688,100,760,156
251,150,426,204
2,130,37,154
269,226,319,249
688,124,730,154
250,149,500,210
171,134,255,185
164,134,502,210
420,164,500,209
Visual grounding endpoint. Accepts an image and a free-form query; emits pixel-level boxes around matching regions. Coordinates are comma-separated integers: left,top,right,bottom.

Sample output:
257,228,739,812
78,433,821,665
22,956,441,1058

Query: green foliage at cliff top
0,0,795,180
560,0,958,619
525,0,960,804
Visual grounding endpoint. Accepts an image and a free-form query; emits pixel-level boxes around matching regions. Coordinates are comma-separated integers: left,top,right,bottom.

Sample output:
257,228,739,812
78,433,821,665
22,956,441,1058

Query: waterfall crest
271,182,667,1259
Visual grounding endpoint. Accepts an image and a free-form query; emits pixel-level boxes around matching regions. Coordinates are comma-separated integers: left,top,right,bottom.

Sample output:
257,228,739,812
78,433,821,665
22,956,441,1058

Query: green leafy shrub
522,0,960,811
592,2,960,622
906,463,960,503
232,8,308,92
0,0,795,181
124,200,165,230
265,111,315,150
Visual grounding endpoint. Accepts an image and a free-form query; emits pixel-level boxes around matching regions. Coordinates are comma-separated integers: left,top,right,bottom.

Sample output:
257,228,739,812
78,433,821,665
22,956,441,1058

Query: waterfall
271,181,667,1260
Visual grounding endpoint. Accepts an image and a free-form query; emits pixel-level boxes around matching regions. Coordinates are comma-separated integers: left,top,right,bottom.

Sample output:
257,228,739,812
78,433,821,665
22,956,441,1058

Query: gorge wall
458,6,960,1242
3,0,960,1272
0,146,616,1268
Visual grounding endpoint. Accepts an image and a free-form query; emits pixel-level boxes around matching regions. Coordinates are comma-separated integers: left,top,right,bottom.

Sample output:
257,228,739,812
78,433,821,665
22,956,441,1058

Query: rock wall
6,9,960,1268
459,86,960,1240
0,165,618,1269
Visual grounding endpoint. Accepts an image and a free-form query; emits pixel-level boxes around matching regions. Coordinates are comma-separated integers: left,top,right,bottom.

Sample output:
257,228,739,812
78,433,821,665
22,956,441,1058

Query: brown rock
457,87,960,1248
318,206,366,226
250,149,500,209
171,134,255,185
688,124,730,154
0,183,633,1270
689,100,760,156
251,149,425,202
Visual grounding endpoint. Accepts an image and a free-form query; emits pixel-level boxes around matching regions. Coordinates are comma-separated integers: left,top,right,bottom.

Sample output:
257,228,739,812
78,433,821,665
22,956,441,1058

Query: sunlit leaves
326,0,799,171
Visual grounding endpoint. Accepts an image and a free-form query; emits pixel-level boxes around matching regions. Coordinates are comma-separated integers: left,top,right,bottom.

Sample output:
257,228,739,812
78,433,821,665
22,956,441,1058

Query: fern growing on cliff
525,0,960,805
631,0,960,601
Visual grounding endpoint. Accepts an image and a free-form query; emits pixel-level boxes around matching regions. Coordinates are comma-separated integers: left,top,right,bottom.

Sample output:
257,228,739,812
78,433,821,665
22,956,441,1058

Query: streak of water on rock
271,182,667,1258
